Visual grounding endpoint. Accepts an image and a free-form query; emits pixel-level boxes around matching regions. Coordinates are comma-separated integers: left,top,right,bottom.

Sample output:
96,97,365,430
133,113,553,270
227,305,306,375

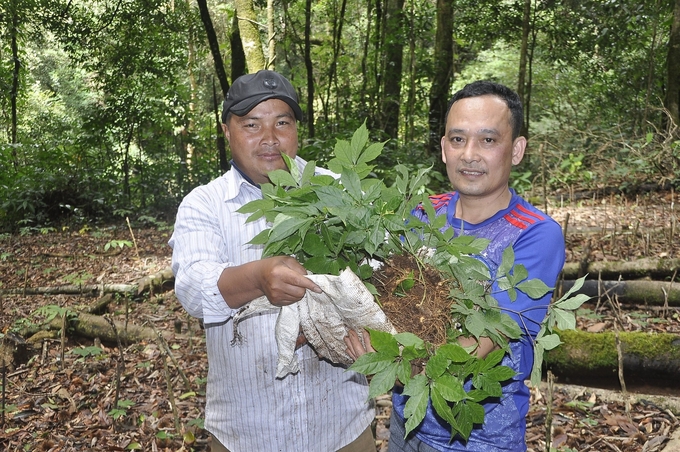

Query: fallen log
559,279,680,306
21,312,174,344
562,257,680,280
0,284,137,296
0,268,176,297
545,329,680,379
135,267,175,295
537,382,680,416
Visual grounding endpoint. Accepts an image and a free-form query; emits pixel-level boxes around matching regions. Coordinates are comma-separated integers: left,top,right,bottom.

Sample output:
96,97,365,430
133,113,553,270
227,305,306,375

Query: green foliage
63,271,93,285
242,124,588,440
104,239,133,252
239,121,427,279
32,304,78,326
108,399,135,420
70,345,105,362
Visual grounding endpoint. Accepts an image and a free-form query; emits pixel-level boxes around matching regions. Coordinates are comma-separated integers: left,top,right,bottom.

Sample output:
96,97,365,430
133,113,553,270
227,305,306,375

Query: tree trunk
234,0,265,72
665,0,680,131
517,0,531,138
322,0,347,131
404,0,416,142
230,14,247,81
545,329,680,380
196,0,229,97
381,0,404,140
559,279,680,306
304,0,315,136
10,0,20,168
561,257,680,280
427,0,453,163
266,0,276,69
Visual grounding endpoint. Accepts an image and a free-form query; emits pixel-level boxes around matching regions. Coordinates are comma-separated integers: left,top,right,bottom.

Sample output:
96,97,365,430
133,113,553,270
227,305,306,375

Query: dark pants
387,410,439,452
211,424,376,452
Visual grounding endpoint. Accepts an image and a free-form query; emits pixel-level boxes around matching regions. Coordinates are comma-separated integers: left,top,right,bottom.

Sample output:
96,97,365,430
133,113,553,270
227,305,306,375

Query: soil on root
372,253,454,345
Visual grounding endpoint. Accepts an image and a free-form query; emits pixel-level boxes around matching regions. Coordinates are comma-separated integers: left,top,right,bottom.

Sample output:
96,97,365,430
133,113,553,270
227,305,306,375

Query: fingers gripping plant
239,122,588,441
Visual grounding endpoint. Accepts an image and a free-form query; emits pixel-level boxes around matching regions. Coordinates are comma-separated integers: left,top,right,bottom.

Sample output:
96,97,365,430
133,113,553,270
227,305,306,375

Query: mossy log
559,279,680,306
561,257,680,280
545,329,680,379
21,312,173,344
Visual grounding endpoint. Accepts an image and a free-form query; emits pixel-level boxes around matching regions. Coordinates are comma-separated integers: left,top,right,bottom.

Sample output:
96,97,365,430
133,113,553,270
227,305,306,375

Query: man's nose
460,141,480,162
260,126,280,146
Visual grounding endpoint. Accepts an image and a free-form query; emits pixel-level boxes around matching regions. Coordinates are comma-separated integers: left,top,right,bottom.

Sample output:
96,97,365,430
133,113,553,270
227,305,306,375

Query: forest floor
0,190,679,452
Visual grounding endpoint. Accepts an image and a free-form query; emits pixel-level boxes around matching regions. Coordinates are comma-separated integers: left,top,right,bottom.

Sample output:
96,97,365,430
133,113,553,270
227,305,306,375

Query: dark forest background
1,0,679,232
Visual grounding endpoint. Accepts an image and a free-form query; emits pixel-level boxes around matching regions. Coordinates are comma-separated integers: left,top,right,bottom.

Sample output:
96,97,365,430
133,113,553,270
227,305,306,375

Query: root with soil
372,253,454,346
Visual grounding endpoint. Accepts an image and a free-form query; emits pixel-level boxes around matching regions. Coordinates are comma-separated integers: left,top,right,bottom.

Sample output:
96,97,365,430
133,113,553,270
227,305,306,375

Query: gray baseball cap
221,70,303,123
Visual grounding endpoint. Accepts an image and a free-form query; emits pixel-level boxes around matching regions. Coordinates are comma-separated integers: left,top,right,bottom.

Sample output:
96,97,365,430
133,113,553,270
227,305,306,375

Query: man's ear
511,136,527,165
440,136,447,164
221,123,230,141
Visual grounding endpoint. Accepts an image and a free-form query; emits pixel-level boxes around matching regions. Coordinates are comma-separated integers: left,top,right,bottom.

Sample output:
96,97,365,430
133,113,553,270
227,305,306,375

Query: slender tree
304,0,315,136
381,0,405,140
517,0,531,137
196,0,229,97
666,0,680,131
267,0,276,69
427,0,453,158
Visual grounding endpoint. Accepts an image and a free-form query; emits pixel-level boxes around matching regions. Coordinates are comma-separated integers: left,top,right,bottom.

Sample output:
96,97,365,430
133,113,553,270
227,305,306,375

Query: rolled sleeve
169,175,254,323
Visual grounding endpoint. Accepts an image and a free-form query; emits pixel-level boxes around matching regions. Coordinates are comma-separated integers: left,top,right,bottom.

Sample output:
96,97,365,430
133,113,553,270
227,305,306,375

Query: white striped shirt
169,157,374,452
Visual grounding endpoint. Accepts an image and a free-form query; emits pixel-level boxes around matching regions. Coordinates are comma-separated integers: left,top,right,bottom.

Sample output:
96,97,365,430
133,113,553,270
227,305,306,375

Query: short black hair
446,81,524,140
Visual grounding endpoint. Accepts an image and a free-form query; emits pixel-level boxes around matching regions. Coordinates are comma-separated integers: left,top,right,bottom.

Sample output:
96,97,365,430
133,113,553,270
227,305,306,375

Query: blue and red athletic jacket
392,189,566,451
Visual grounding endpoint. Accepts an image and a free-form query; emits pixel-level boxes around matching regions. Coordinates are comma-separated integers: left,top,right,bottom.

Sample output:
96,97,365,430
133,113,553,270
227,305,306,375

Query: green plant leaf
349,351,396,375
498,246,514,277
555,293,590,310
368,328,400,355
483,365,516,383
267,215,312,243
431,386,458,431
517,278,552,299
358,141,384,166
350,122,369,161
395,332,425,349
403,374,429,437
437,343,474,364
432,374,467,403
302,233,331,257
368,361,400,398
530,343,545,386
268,168,298,187
536,333,562,350
553,308,577,330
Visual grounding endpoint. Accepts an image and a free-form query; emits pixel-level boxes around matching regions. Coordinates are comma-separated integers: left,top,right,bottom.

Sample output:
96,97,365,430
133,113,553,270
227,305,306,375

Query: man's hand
218,255,321,309
256,256,322,306
344,329,374,361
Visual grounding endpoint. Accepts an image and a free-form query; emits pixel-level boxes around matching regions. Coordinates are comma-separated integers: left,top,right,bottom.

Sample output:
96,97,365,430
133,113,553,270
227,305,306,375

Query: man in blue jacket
346,80,565,451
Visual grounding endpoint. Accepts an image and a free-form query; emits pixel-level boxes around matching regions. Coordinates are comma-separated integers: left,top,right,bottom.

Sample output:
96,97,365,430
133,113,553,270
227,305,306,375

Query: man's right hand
256,256,322,306
217,255,322,309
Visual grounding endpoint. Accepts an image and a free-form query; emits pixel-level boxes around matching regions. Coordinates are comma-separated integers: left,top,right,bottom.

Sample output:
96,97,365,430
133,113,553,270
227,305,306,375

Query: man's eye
483,137,495,143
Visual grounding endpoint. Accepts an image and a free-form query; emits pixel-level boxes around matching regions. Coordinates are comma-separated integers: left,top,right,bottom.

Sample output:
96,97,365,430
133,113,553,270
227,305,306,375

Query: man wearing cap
169,70,376,451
